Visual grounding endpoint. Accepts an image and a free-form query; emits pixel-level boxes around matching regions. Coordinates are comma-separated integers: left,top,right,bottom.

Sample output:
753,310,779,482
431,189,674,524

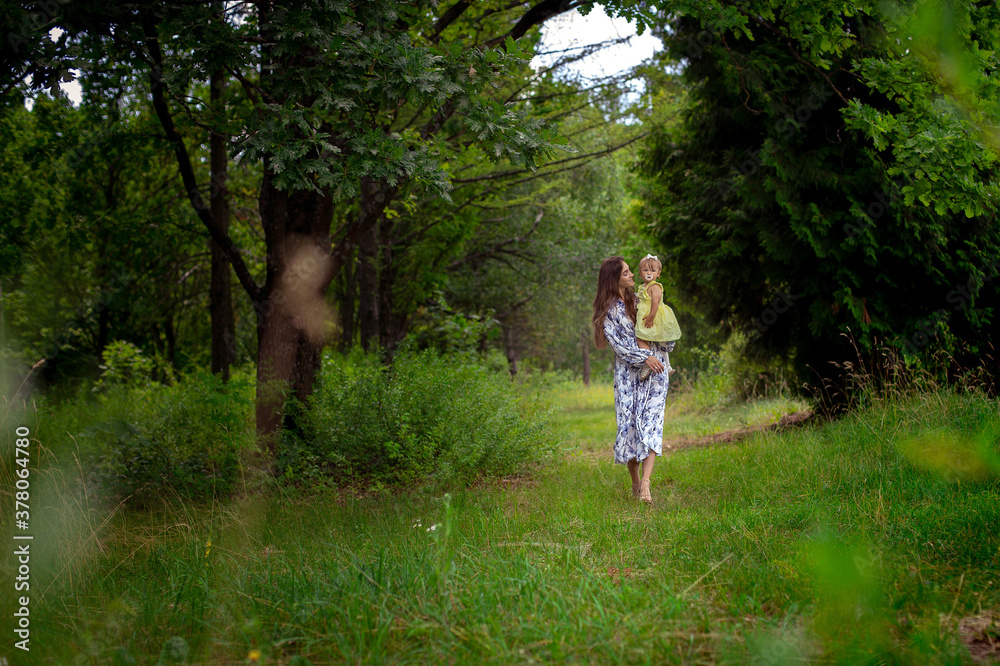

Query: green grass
3,382,999,664
546,380,810,456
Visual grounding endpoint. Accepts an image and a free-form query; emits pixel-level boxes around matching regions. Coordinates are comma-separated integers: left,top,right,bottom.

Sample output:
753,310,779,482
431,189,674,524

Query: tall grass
30,368,256,506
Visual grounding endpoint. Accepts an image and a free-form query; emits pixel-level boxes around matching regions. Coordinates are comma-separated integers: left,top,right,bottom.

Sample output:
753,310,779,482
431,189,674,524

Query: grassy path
546,382,811,460
19,383,1000,664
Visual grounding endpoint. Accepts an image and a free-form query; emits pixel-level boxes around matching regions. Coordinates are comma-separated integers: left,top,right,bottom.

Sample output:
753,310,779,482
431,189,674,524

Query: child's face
640,264,660,284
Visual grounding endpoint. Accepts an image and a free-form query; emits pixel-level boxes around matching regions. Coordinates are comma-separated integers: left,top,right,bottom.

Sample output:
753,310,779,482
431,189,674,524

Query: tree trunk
95,161,118,360
334,252,357,352
164,314,177,371
254,166,336,452
377,211,408,353
255,296,322,436
251,177,395,449
96,306,110,360
145,6,396,456
503,324,519,379
581,328,591,386
357,218,380,351
209,67,235,381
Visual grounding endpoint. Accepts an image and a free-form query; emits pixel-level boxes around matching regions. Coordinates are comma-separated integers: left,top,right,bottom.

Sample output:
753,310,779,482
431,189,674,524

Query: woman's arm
604,304,652,366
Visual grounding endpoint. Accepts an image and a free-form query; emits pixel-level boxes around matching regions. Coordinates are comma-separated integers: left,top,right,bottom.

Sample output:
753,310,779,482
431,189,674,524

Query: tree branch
448,209,544,270
142,14,262,303
224,62,273,106
485,0,584,48
426,1,471,44
327,182,398,279
495,294,533,319
509,79,621,106
421,101,456,140
741,12,850,106
452,133,647,184
421,1,599,145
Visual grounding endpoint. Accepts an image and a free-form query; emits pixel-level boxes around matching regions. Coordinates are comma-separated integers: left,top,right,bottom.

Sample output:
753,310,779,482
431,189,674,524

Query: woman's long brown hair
592,256,637,349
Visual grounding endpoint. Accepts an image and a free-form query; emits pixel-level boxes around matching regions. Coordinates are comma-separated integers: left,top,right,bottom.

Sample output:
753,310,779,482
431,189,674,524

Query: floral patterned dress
603,299,675,465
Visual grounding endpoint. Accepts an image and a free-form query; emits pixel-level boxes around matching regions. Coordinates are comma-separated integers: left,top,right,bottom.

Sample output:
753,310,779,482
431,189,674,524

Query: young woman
592,256,674,503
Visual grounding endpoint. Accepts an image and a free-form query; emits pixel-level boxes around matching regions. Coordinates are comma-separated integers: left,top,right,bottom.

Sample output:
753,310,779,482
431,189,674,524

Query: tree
336,52,654,360
636,0,1000,403
1,0,662,454
0,94,223,389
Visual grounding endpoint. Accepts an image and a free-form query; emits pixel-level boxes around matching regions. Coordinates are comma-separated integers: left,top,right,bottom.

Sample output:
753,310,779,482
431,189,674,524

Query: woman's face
618,262,634,294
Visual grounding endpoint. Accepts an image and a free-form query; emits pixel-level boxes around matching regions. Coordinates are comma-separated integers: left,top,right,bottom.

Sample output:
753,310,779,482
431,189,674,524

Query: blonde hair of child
638,255,662,274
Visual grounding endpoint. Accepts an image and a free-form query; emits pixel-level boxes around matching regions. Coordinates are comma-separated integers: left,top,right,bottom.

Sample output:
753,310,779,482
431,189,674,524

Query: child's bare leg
637,338,653,379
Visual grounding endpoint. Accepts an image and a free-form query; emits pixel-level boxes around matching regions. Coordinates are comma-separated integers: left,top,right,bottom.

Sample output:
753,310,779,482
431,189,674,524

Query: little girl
635,254,681,380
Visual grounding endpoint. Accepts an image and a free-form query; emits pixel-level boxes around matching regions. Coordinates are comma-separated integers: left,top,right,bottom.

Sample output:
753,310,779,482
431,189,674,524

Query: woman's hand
643,354,665,375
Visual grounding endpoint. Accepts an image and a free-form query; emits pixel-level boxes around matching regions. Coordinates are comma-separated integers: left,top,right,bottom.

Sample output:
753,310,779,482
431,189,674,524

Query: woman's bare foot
628,459,641,498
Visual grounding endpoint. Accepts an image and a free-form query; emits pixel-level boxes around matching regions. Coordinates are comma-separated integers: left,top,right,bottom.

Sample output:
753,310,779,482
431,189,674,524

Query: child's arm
642,284,662,328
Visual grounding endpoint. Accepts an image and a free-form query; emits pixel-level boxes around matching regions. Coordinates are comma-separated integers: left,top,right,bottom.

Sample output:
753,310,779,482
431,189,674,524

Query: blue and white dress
603,299,675,465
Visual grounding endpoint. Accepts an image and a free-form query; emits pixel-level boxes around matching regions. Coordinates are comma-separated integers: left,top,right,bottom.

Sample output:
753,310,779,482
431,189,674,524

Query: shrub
672,336,802,411
405,293,498,355
670,345,736,411
93,341,155,392
74,370,254,505
277,348,555,487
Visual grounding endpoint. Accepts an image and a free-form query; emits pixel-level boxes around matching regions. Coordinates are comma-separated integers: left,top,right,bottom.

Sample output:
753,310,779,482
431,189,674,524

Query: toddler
635,254,682,380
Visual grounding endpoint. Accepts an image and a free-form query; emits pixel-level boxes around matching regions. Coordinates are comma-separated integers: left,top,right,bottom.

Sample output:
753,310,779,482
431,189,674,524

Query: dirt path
663,410,815,452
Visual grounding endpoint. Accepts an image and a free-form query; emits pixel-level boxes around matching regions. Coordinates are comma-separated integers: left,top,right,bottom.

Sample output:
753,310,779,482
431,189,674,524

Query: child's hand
642,313,655,328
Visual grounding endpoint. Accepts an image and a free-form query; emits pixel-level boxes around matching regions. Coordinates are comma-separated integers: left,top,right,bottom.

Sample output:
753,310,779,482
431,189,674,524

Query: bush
93,341,155,392
671,335,802,412
73,370,255,505
277,347,555,487
405,293,498,355
669,345,736,411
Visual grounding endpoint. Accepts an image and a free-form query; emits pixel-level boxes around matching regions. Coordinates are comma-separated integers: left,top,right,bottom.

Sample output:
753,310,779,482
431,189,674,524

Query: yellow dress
636,281,681,342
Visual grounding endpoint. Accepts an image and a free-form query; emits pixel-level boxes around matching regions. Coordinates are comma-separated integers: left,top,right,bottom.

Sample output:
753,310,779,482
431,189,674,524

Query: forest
1,0,999,663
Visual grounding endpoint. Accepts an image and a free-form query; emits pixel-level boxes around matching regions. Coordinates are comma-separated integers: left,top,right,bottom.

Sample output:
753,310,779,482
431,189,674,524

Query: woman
592,256,673,503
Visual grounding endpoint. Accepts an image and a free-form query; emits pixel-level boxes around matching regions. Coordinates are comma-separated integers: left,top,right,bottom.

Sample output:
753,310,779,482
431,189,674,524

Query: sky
530,4,662,81
50,4,659,106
